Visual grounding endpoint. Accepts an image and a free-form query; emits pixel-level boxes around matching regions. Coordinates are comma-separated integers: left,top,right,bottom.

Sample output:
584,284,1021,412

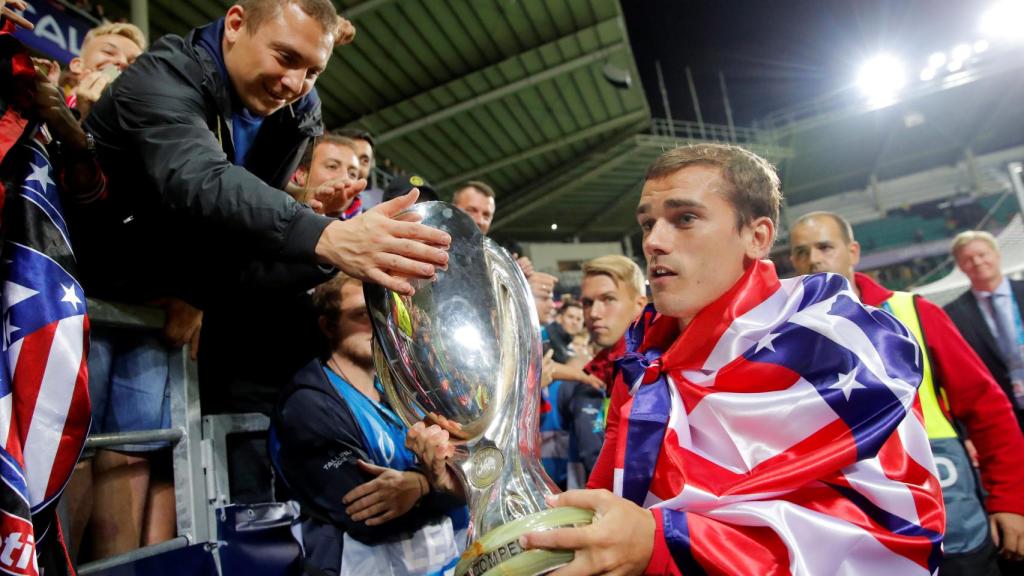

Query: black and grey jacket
78,19,333,306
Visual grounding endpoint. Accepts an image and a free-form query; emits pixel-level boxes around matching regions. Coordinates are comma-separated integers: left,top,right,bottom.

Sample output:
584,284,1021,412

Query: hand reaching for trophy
315,189,450,296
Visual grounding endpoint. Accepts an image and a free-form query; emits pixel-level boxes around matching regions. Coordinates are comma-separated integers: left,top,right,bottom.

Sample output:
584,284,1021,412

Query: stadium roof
98,0,1024,244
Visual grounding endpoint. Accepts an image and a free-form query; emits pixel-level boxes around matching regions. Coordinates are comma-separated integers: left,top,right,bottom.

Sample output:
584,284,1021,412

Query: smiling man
412,144,946,575
945,231,1024,430
78,0,452,503
80,0,450,306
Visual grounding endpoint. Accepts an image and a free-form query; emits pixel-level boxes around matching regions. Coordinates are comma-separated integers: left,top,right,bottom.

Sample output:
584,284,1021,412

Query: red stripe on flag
43,328,90,501
873,419,945,534
11,323,58,448
783,480,934,571
648,419,859,501
688,512,790,576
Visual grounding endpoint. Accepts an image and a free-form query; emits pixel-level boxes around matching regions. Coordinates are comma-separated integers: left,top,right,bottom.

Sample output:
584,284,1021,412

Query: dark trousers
941,538,1002,576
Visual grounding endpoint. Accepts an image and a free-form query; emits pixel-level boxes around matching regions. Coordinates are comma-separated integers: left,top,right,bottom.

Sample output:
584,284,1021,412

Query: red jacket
854,272,1024,516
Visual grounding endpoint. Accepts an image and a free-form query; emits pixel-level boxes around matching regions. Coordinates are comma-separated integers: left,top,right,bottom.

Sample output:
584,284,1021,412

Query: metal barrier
201,412,272,537
75,298,211,574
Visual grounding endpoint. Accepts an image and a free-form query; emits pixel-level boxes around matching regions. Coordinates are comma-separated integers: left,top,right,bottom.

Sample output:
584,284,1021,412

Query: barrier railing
74,299,211,575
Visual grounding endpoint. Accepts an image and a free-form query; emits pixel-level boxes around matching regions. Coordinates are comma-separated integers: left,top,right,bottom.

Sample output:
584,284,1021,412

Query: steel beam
437,110,648,188
490,135,638,232
344,0,395,19
376,41,627,144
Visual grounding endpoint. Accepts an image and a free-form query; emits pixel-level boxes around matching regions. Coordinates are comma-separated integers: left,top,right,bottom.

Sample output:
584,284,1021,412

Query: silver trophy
365,202,593,576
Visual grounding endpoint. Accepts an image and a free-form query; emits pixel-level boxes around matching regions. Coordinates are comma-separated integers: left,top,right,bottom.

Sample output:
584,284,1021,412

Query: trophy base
454,507,594,576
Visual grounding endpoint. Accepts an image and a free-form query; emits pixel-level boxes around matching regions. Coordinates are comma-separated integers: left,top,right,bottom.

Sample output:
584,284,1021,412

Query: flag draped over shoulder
0,131,90,576
614,261,944,575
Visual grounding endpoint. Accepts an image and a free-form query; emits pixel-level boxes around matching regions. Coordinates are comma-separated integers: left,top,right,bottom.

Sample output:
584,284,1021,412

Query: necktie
986,294,1023,369
987,294,1024,408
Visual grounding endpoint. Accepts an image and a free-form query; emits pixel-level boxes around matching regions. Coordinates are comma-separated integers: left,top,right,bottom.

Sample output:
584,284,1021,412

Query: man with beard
273,274,466,574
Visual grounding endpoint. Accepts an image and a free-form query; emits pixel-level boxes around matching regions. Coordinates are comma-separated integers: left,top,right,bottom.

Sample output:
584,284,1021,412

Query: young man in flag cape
411,144,944,575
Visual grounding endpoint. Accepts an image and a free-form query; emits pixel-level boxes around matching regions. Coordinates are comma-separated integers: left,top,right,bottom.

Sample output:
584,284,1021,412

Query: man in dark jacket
945,230,1024,432
80,0,447,305
78,0,451,501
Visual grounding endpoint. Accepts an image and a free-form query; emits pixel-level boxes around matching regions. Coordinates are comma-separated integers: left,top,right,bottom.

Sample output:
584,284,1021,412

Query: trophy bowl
365,202,593,576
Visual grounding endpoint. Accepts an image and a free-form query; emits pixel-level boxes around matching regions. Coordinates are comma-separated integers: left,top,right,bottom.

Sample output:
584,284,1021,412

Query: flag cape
614,261,943,575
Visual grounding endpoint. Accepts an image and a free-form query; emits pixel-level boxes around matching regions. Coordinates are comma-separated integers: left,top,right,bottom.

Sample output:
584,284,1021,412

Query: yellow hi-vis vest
885,291,992,554
884,291,957,440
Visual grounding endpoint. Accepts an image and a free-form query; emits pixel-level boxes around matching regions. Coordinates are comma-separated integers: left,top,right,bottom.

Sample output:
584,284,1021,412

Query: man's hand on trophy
406,421,465,499
342,460,427,526
315,189,451,296
520,490,655,576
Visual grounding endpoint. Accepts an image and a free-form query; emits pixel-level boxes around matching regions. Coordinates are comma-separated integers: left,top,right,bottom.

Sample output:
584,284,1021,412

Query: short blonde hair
582,255,645,298
84,22,147,51
951,230,998,257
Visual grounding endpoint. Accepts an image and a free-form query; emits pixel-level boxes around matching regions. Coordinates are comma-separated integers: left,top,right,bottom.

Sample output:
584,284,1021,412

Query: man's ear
746,216,776,260
292,166,308,187
223,5,246,46
849,240,861,269
69,56,84,75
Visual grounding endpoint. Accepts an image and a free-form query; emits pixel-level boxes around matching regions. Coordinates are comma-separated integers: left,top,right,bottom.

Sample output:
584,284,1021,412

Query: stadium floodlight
980,0,1024,40
857,54,906,104
947,59,964,72
550,223,558,231
920,67,937,81
973,39,990,53
927,52,947,68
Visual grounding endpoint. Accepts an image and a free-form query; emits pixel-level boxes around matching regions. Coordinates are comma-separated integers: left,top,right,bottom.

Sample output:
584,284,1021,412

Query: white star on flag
25,162,55,190
755,332,781,353
829,371,866,401
61,284,82,310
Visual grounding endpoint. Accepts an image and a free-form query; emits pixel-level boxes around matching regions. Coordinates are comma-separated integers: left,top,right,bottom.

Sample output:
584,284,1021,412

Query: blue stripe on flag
662,510,707,576
830,484,943,574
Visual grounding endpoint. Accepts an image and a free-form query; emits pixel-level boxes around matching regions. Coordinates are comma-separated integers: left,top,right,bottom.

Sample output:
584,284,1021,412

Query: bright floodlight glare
927,52,947,68
920,67,937,81
981,0,1024,39
550,223,558,231
857,55,906,102
947,59,964,72
974,39,990,53
952,43,972,61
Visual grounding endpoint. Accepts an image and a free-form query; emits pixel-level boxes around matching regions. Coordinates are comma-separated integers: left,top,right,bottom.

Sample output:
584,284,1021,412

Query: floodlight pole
685,67,706,140
719,71,737,143
655,60,675,137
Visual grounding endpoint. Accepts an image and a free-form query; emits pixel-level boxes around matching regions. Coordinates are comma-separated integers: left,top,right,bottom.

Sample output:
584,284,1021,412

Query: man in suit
944,230,1024,431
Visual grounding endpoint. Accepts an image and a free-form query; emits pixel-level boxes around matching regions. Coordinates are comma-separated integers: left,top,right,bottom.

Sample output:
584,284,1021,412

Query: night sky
622,0,990,126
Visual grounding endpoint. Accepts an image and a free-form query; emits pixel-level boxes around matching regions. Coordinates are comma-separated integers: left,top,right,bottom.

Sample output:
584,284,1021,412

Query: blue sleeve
275,387,447,543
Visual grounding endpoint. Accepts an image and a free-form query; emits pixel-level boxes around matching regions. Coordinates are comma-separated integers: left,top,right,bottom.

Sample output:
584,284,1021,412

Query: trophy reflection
365,202,592,576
